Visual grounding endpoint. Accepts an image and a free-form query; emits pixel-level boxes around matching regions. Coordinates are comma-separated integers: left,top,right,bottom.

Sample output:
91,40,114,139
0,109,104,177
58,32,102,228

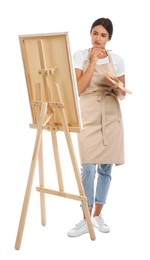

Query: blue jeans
81,164,113,209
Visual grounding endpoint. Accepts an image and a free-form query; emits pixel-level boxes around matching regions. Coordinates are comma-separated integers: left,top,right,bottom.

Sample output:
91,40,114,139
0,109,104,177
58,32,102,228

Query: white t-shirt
73,49,125,77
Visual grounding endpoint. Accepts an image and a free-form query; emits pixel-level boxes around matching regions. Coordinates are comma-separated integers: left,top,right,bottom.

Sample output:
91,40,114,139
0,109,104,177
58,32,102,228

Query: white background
1,0,150,259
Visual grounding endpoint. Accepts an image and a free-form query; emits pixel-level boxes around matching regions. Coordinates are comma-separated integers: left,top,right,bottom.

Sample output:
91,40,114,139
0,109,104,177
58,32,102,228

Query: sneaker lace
75,220,86,230
97,215,107,226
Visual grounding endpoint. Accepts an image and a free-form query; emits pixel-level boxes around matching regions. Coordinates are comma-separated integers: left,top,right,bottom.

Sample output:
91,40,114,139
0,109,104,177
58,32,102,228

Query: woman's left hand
105,73,121,90
105,73,126,100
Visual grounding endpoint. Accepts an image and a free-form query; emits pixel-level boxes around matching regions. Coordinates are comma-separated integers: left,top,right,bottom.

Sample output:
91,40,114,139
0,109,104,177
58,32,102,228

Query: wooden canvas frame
15,32,95,250
19,32,82,132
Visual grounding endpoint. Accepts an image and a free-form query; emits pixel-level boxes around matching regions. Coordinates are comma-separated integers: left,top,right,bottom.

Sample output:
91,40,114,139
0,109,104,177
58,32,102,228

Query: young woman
68,17,126,237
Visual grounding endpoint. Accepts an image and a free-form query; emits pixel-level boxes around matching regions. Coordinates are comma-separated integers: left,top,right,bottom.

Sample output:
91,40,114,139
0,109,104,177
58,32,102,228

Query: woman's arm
75,48,101,95
75,62,95,95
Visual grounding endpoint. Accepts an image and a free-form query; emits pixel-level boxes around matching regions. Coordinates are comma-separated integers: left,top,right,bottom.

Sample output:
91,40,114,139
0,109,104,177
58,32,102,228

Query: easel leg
54,84,96,240
38,138,46,226
64,128,96,240
35,82,46,226
51,131,64,192
15,103,47,250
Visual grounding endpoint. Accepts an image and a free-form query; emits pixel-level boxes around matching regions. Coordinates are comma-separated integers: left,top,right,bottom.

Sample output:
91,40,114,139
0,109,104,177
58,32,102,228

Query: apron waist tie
97,90,121,146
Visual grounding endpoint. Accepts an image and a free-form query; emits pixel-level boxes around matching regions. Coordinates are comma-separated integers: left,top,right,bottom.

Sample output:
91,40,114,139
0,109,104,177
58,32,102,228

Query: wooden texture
19,32,82,132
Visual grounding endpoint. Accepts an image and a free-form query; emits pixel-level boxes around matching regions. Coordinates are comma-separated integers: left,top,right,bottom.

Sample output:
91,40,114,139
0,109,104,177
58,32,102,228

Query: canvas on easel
15,32,96,250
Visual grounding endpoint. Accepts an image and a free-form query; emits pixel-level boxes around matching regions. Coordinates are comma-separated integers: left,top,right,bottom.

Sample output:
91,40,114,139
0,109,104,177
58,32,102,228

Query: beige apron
78,53,124,165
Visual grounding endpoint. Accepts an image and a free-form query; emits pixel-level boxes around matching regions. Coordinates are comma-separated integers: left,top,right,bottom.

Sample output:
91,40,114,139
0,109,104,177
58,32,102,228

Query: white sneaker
67,219,89,237
93,214,110,233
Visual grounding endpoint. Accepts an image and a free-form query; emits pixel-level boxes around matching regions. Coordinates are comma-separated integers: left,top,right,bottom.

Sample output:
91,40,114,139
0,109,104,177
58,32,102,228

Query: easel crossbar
36,187,86,201
32,101,64,109
30,123,80,132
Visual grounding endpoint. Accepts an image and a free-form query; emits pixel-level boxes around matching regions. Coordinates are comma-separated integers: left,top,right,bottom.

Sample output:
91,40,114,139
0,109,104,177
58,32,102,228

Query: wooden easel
15,34,96,250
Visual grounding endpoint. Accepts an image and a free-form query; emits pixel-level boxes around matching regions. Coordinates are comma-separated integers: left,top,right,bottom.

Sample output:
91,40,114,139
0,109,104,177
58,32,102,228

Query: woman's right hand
89,47,106,63
89,48,103,63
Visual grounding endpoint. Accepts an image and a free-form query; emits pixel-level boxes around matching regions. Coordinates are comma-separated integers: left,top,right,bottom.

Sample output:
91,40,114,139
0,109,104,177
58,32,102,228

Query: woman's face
90,25,110,49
